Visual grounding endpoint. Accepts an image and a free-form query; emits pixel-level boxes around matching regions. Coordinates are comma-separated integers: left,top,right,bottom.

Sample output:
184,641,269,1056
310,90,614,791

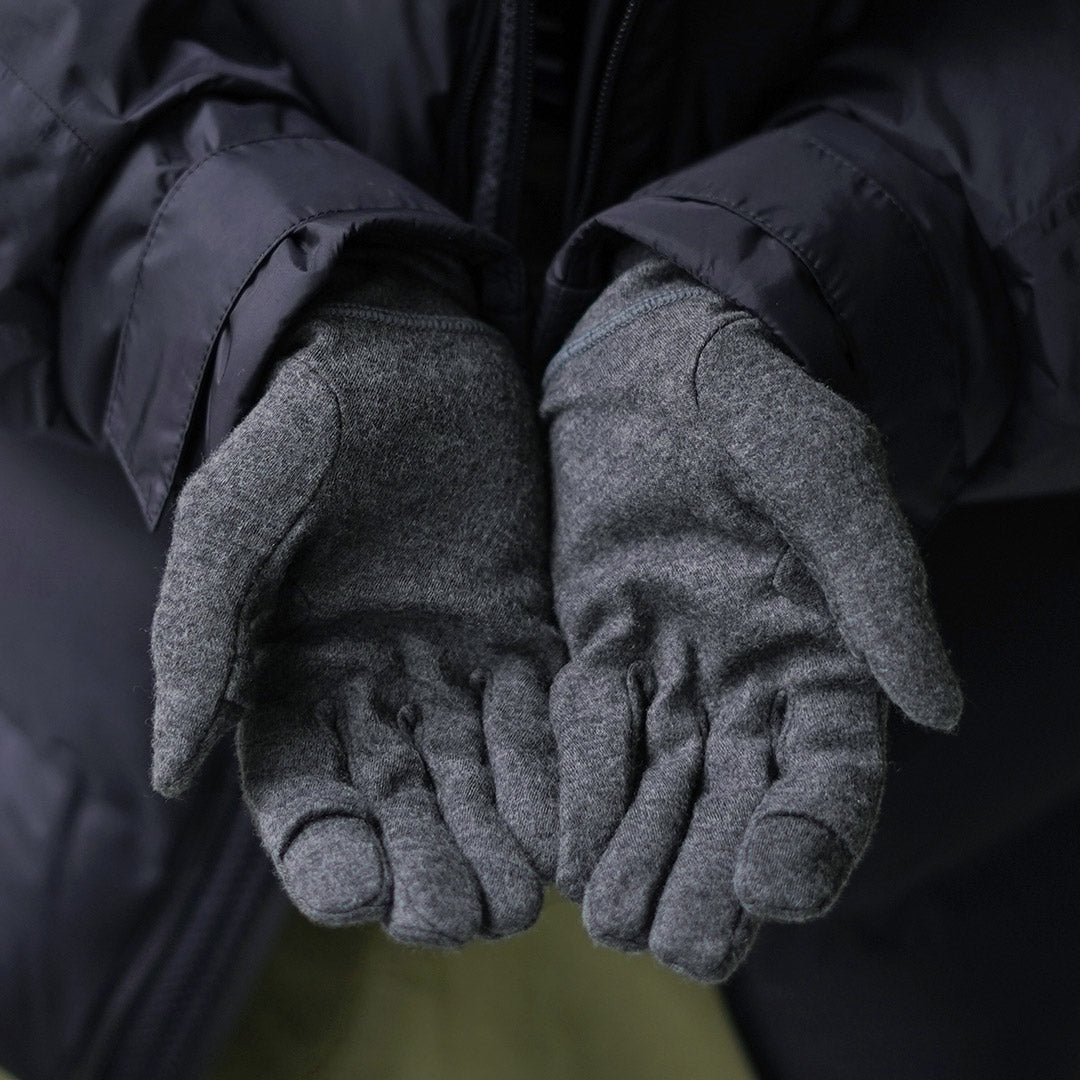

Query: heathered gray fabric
540,245,961,982
151,246,564,945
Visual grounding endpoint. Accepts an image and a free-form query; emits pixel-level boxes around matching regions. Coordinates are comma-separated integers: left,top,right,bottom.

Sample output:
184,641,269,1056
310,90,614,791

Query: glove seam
216,359,345,725
688,323,872,667
688,315,756,410
276,806,374,866
722,445,867,666
746,810,857,865
310,302,507,338
543,286,706,384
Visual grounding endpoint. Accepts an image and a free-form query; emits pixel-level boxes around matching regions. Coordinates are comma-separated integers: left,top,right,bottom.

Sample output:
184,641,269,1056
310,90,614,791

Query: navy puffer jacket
3,1,1080,1077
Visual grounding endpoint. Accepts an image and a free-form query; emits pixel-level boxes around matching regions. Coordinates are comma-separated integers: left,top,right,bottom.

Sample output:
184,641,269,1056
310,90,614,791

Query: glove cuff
565,242,723,347
306,237,479,320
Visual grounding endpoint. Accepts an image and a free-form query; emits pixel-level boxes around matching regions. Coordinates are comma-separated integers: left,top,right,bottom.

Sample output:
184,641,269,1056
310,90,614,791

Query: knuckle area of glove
339,700,485,795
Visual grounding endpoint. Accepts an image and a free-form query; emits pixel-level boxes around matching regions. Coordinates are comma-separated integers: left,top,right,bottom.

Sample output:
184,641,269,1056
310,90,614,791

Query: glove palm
542,253,960,980
152,252,563,944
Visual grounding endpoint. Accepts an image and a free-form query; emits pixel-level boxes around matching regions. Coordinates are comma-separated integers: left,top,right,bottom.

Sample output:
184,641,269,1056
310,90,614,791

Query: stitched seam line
689,315,754,409
640,190,861,367
121,204,458,520
543,286,705,383
195,358,344,770
751,810,856,863
105,129,455,515
108,133,338,443
0,51,97,157
778,126,967,470
313,303,507,338
687,325,873,667
780,128,956,359
277,808,369,866
999,177,1080,244
714,429,870,669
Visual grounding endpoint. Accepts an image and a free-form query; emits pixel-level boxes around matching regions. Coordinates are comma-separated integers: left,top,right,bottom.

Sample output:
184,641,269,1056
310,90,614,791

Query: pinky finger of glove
734,677,887,921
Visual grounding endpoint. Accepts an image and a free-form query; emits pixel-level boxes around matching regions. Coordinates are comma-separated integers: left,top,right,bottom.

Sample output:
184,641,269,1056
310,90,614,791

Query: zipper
569,0,644,229
496,0,535,242
472,0,534,241
445,0,500,217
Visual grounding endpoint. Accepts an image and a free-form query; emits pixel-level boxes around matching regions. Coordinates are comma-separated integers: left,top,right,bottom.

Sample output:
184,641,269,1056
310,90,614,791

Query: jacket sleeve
0,0,520,527
540,0,1080,535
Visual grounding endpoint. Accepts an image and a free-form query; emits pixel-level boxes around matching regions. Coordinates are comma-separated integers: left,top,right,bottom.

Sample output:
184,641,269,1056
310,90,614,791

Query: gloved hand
541,248,961,981
151,245,563,945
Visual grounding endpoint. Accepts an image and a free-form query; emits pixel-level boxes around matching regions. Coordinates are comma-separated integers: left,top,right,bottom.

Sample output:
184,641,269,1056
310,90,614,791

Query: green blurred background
3,892,756,1079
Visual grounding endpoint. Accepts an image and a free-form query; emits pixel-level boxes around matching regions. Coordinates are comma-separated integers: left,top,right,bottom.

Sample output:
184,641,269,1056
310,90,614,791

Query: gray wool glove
151,245,564,945
540,247,961,982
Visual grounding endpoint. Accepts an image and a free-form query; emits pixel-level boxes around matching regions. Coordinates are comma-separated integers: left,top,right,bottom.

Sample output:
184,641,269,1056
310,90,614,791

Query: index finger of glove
338,678,486,948
583,661,705,952
648,680,772,982
151,356,340,796
411,677,544,939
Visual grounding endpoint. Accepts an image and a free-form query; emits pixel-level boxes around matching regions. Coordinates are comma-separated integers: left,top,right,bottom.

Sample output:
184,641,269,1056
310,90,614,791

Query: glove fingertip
508,779,558,882
150,695,235,797
893,661,964,734
150,736,202,798
150,753,194,799
734,815,852,923
280,816,391,928
649,913,759,985
555,859,588,904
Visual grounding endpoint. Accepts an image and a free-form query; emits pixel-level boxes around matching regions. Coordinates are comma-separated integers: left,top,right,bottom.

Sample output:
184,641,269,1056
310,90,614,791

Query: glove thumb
151,348,340,795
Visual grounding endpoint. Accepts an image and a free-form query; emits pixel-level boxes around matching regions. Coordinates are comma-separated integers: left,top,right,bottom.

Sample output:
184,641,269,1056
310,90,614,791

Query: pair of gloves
151,241,960,981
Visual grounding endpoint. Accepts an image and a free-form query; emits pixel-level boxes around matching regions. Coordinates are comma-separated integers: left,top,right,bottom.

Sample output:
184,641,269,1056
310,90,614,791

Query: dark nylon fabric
2,0,1080,1076
0,432,285,1080
727,495,1080,1080
0,0,523,528
542,0,1080,534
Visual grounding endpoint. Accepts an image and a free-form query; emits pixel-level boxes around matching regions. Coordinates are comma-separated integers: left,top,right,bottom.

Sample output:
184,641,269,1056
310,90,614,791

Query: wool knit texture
540,245,961,983
151,246,564,946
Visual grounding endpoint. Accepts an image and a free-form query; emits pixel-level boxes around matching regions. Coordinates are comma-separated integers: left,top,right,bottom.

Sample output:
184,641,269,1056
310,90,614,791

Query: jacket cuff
63,126,520,528
540,112,1013,534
